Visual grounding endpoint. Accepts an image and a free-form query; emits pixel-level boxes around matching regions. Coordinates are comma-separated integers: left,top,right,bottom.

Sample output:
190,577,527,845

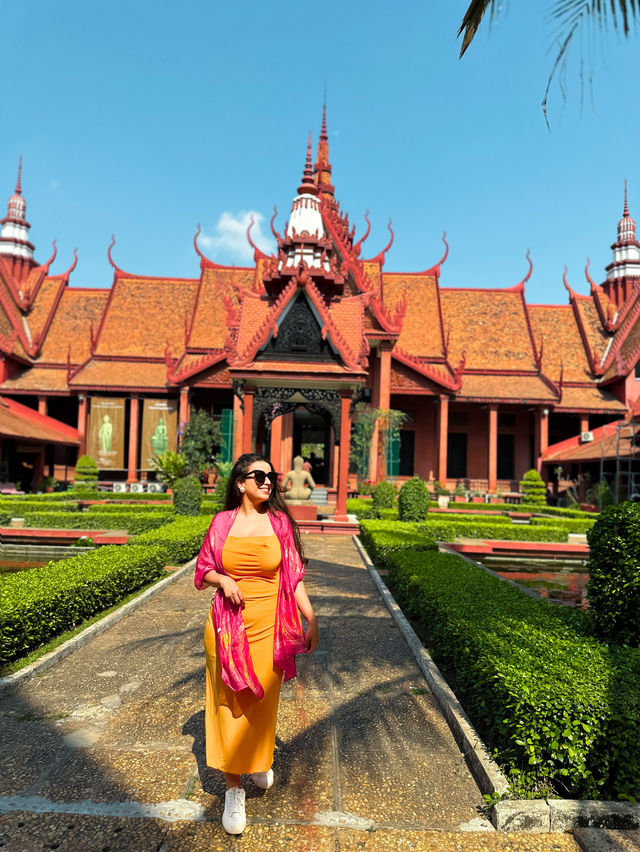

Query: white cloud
200,210,274,262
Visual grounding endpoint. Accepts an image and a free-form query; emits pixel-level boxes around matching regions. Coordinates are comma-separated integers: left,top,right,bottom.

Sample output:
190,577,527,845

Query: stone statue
282,455,316,503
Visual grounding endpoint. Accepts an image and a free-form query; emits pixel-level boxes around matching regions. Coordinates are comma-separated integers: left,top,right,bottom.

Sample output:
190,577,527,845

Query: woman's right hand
219,575,245,608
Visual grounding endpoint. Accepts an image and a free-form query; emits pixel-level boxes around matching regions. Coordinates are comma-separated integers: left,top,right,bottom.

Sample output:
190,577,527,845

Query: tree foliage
350,404,410,482
180,410,222,477
458,1,638,119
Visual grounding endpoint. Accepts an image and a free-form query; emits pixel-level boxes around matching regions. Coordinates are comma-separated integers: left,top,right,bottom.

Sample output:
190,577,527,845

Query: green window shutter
386,430,400,476
220,409,234,463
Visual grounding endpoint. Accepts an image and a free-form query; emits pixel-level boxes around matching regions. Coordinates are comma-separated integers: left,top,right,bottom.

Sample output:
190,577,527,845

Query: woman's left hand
304,618,319,653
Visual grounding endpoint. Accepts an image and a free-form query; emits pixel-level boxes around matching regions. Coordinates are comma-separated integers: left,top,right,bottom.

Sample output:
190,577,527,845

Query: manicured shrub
0,544,168,665
129,515,211,564
173,475,203,516
214,476,229,504
398,476,430,522
530,517,595,533
519,469,547,505
587,502,640,647
359,519,437,569
347,498,379,519
379,547,640,800
73,455,99,492
372,480,396,509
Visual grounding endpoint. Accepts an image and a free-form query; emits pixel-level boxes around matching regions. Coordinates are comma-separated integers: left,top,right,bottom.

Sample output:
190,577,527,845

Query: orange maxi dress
203,534,283,775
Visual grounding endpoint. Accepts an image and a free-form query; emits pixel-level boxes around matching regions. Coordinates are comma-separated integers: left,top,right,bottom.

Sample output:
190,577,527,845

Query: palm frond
458,0,498,57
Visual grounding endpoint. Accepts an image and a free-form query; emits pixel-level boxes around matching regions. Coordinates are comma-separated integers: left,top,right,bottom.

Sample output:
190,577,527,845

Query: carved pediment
257,292,340,363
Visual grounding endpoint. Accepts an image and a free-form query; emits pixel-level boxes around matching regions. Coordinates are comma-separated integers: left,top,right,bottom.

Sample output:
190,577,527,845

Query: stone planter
471,496,484,503
437,495,450,508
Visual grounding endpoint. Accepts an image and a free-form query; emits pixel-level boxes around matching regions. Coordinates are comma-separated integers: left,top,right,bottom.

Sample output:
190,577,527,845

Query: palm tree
458,1,638,118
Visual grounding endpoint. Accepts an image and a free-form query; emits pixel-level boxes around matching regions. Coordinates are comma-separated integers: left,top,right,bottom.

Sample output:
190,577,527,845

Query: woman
194,453,318,835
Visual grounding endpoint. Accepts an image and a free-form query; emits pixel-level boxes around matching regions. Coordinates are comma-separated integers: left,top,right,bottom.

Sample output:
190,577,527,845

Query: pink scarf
194,508,307,698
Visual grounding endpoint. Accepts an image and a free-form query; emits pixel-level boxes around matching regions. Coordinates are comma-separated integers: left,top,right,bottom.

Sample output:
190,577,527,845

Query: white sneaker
222,786,246,834
250,768,274,790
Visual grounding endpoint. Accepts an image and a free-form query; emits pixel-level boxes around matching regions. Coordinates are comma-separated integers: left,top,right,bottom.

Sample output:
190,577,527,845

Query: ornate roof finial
320,102,328,143
623,179,629,218
15,156,23,196
297,132,318,196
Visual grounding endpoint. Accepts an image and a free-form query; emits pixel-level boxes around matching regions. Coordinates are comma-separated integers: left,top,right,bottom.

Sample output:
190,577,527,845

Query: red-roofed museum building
1,111,639,513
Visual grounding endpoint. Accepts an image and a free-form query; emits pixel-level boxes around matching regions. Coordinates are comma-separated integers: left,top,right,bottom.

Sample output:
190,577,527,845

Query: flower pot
471,496,484,503
437,495,450,508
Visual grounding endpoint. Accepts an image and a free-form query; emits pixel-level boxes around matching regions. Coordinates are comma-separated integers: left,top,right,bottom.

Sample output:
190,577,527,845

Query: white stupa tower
0,158,37,282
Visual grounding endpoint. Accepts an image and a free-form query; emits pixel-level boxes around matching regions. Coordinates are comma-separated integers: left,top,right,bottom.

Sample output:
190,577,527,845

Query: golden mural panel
141,399,178,470
88,397,125,469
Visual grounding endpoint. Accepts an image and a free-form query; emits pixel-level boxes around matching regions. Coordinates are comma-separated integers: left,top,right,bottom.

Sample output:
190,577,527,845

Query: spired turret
0,157,37,282
605,181,640,282
282,133,330,271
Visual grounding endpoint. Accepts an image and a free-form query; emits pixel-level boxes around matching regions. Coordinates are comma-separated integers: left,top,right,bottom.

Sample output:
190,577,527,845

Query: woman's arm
201,570,245,608
294,580,318,652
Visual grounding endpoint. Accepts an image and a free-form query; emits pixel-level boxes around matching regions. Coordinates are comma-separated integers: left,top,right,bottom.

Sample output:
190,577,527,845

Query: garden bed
359,520,640,801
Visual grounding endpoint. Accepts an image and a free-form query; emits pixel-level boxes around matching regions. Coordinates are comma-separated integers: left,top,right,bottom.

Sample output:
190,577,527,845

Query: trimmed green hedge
0,544,168,665
448,502,598,518
377,546,640,800
0,500,81,515
421,519,572,542
530,517,595,533
86,503,175,515
128,515,211,564
21,512,170,534
359,520,437,569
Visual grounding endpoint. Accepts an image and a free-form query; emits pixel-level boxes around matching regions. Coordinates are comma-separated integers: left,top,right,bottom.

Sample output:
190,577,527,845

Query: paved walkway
0,535,578,850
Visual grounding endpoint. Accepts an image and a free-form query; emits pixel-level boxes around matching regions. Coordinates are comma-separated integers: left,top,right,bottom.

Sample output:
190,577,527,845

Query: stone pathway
0,535,579,850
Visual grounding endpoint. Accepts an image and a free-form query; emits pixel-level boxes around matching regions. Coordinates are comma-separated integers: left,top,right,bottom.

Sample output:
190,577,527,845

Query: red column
242,390,254,454
37,396,47,416
270,416,282,472
368,348,381,482
127,396,140,484
437,395,449,484
536,408,549,473
377,345,392,480
580,415,589,436
232,392,243,460
335,392,352,521
179,387,190,433
77,395,87,455
488,404,498,491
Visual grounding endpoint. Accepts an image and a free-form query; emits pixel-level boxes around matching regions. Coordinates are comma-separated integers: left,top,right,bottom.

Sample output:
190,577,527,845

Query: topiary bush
214,475,229,504
73,455,99,492
586,502,640,647
173,475,203,516
372,480,396,509
519,469,547,505
398,476,430,522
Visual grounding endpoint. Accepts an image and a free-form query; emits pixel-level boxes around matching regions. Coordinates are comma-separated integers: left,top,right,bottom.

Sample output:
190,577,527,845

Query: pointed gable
38,289,110,364
188,266,253,350
382,272,443,358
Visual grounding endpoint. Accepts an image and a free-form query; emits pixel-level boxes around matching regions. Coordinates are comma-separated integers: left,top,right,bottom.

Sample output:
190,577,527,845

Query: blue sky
1,1,637,303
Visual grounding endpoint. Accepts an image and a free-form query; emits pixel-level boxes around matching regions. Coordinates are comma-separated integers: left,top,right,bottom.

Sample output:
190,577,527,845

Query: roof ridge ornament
297,132,318,197
368,220,394,267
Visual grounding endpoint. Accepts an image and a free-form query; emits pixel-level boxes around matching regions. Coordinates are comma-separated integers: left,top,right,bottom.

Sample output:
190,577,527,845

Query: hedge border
0,557,197,696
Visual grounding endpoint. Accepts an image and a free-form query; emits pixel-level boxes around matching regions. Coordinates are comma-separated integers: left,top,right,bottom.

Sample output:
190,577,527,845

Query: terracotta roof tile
189,268,252,349
441,290,535,371
235,293,271,357
69,359,170,389
0,366,70,393
38,289,110,364
573,296,610,362
529,305,592,382
95,276,198,358
328,296,364,360
557,385,626,412
383,273,442,357
25,276,64,346
457,373,555,402
0,395,80,445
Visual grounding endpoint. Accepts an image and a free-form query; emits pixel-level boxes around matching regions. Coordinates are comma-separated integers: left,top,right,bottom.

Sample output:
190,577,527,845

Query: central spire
314,104,335,201
297,132,318,196
0,157,36,281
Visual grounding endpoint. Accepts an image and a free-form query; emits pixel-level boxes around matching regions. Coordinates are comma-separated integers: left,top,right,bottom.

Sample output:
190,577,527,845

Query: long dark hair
225,453,305,561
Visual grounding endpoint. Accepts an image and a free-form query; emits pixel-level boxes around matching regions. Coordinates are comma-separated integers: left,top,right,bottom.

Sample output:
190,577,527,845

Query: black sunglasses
243,470,278,486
